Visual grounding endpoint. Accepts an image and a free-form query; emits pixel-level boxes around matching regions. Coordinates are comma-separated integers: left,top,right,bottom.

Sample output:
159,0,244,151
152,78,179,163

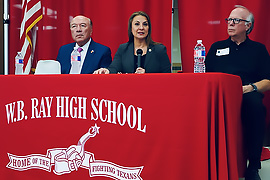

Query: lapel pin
91,50,94,54
149,49,152,52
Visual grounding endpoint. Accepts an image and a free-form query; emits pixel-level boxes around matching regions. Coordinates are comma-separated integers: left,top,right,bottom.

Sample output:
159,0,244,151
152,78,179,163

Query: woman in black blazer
94,11,171,74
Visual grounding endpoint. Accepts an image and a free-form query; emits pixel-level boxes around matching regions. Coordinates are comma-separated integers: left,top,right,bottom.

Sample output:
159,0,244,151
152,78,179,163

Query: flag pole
3,0,9,75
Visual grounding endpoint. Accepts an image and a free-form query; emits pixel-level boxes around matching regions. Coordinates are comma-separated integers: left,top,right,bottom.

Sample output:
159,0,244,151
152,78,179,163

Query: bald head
227,6,254,42
230,6,254,34
70,15,93,46
70,15,92,28
230,7,249,21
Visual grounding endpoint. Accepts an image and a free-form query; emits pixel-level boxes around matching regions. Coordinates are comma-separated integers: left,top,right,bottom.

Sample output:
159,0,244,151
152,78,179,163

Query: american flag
19,0,42,74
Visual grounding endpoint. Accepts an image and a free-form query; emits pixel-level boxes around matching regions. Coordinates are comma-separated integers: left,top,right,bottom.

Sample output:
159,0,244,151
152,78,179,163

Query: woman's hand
93,68,110,74
135,67,145,74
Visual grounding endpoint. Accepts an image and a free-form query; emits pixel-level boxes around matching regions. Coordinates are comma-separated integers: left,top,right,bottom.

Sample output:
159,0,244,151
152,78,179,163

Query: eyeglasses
225,18,250,24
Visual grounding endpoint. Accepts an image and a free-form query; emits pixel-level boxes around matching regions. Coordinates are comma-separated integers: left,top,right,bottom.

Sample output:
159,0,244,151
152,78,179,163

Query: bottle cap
197,40,202,44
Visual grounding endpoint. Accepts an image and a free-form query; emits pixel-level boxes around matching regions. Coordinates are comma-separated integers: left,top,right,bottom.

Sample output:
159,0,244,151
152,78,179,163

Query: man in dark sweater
206,5,270,180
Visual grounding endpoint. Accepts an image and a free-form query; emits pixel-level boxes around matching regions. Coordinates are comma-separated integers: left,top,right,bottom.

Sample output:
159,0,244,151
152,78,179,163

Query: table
0,73,245,180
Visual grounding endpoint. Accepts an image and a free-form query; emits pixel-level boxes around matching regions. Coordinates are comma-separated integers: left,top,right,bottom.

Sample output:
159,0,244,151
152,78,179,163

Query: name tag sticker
216,48,229,56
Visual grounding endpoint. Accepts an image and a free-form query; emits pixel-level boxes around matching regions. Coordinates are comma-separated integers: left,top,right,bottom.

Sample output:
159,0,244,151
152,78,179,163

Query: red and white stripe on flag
19,0,42,74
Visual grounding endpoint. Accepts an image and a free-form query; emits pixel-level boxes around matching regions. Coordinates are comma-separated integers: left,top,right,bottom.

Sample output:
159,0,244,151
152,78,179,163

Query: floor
239,147,270,180
259,158,270,179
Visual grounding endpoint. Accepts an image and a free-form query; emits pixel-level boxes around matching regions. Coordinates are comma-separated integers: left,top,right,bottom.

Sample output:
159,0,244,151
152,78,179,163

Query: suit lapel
81,40,95,73
66,43,76,71
123,43,135,72
144,44,154,68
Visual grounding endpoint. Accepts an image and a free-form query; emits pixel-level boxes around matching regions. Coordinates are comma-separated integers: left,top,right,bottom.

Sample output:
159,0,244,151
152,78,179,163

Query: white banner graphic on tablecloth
6,124,143,180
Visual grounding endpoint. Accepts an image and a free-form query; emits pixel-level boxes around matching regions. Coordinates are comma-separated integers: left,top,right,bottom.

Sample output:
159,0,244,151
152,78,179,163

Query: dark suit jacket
56,40,112,74
108,42,171,73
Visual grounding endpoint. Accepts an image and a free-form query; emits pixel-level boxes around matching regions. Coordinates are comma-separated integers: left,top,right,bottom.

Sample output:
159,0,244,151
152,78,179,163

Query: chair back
263,91,270,146
35,60,61,74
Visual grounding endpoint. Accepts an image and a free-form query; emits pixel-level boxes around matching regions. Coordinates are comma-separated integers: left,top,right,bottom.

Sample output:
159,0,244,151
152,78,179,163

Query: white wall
172,0,182,73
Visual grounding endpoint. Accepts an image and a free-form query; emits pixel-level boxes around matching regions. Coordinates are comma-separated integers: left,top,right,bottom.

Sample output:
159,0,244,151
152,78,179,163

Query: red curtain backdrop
178,0,270,73
9,0,172,74
9,1,270,74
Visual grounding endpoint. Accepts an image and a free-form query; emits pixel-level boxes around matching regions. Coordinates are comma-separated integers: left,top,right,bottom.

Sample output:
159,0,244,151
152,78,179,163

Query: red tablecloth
0,73,245,180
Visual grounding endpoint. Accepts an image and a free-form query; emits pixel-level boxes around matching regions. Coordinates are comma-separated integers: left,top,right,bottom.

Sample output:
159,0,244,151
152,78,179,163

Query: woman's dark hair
128,11,157,46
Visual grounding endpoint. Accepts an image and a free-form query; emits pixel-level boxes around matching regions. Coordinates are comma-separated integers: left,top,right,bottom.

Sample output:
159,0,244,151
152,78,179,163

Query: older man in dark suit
57,15,112,74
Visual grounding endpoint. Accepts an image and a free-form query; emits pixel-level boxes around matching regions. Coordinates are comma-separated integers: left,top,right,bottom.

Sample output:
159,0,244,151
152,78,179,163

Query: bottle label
71,55,81,61
194,50,205,57
201,50,205,56
15,59,23,64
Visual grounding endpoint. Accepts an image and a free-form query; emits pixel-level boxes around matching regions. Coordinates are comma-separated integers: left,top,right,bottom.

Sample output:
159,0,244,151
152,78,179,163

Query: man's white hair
234,5,254,35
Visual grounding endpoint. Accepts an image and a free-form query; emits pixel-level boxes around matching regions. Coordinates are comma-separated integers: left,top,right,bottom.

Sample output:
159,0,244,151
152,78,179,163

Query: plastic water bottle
70,47,81,74
15,52,24,74
194,40,206,73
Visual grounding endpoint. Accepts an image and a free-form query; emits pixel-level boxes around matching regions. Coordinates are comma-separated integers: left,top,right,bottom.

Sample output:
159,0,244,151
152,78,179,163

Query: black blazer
108,42,171,73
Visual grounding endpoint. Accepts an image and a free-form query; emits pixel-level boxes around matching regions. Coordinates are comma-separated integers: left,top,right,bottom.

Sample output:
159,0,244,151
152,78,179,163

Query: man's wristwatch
249,83,258,92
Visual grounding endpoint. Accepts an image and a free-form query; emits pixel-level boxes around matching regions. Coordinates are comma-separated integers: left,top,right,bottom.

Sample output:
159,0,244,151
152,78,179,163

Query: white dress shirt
74,38,91,73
